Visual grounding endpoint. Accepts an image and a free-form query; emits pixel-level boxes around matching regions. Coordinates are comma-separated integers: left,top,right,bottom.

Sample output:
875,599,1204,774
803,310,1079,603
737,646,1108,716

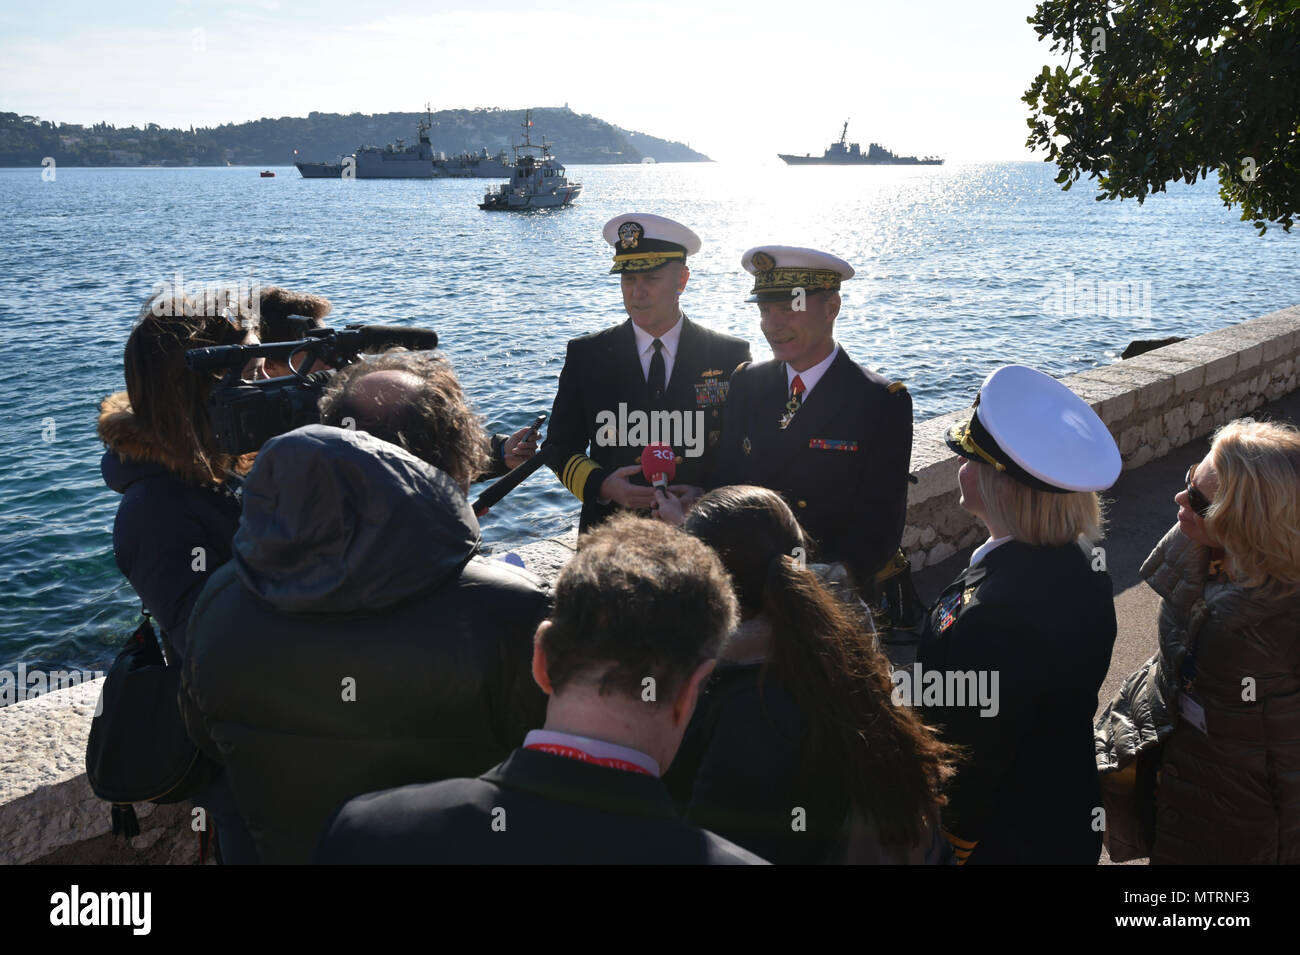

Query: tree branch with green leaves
1024,0,1299,234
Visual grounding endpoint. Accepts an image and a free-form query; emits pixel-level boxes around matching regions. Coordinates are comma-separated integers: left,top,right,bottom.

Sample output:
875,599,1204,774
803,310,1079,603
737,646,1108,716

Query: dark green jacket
180,425,549,864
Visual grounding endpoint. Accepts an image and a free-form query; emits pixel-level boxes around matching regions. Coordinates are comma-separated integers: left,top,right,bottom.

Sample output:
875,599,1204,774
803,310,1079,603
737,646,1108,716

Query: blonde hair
974,464,1104,546
1205,418,1300,601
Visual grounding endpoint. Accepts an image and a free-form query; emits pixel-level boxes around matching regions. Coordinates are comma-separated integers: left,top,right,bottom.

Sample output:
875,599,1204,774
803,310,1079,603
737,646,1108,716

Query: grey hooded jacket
180,425,549,864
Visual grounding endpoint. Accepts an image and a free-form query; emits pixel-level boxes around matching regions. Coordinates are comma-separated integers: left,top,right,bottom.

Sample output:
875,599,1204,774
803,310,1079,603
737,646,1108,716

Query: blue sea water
1,161,1296,674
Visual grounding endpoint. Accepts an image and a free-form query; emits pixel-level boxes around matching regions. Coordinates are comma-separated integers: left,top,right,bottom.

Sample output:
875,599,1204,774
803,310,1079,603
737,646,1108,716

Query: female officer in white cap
915,364,1121,864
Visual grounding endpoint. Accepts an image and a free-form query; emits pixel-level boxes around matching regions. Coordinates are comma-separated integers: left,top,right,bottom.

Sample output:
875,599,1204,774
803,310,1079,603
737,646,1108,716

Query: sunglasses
1185,464,1213,518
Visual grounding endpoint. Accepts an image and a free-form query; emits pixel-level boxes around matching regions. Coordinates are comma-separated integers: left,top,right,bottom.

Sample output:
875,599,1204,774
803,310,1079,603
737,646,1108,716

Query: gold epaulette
733,360,751,376
560,453,600,502
888,380,907,394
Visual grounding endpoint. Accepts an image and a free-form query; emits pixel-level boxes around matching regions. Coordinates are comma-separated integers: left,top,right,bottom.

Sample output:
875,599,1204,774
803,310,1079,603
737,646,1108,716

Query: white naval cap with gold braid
603,213,702,274
945,364,1121,493
741,245,854,302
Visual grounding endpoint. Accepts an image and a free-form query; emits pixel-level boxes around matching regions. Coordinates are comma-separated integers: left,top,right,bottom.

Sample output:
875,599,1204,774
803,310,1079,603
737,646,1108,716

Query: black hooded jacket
179,424,549,864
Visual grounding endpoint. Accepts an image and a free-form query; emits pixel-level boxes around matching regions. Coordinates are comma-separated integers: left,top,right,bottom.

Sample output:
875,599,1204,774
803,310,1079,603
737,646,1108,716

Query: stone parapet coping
901,305,1300,570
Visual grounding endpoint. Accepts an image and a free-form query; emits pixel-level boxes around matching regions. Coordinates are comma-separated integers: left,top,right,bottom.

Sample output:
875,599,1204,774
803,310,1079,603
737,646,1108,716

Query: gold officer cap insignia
751,250,776,272
618,221,643,250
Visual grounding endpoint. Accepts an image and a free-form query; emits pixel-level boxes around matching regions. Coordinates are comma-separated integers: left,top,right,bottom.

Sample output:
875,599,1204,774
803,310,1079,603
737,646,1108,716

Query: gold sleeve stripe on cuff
942,829,978,850
561,454,599,502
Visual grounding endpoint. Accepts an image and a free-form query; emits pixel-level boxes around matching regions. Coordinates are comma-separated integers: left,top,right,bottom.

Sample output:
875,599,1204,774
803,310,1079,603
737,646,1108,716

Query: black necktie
648,338,665,404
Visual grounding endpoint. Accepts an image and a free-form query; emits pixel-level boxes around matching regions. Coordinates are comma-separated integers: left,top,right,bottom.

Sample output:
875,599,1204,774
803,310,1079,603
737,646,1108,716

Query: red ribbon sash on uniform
525,742,653,776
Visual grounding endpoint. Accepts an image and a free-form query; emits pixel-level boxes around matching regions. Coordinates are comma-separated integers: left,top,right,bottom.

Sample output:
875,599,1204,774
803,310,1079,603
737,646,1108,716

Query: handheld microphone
640,443,677,493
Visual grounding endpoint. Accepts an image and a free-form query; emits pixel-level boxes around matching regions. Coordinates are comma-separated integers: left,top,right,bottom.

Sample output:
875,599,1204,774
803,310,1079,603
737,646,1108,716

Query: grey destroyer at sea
779,120,943,166
295,108,512,179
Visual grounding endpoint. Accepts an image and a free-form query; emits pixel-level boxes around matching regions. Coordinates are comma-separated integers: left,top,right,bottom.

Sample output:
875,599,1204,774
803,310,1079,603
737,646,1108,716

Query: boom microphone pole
473,444,557,518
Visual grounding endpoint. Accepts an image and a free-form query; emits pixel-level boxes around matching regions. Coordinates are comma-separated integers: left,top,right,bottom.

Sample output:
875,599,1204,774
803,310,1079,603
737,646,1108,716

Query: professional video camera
185,322,440,455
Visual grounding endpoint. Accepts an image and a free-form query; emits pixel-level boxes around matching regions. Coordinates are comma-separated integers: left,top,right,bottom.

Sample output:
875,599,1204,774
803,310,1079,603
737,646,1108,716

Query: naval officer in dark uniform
714,246,915,616
543,213,751,531
916,364,1121,864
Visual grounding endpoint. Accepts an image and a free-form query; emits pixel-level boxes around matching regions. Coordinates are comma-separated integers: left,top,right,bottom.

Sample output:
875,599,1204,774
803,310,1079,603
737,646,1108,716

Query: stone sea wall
0,536,577,865
902,304,1300,570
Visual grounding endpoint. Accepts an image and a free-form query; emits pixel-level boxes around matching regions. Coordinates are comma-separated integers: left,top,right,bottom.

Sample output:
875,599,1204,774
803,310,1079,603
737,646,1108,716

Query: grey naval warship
778,120,943,166
295,109,512,179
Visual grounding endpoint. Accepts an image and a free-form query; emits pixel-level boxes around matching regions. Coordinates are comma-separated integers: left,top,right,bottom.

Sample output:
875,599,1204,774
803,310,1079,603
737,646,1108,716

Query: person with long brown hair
662,485,955,864
98,283,265,862
99,285,258,657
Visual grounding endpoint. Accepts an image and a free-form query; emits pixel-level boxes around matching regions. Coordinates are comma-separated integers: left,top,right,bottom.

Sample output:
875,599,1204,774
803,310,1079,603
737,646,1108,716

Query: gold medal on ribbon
778,394,803,430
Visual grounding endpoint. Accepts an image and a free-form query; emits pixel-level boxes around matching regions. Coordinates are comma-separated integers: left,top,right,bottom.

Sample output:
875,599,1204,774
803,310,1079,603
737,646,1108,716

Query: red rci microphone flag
640,443,677,489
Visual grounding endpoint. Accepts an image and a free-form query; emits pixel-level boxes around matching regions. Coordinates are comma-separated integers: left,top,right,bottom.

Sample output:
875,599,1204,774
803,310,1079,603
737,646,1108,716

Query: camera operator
98,284,263,862
248,285,536,471
179,351,550,863
99,287,257,669
255,285,333,379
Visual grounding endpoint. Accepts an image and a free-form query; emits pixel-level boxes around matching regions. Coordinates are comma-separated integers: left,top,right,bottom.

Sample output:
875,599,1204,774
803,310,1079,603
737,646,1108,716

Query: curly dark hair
542,514,738,702
255,286,331,343
685,485,956,848
317,351,490,488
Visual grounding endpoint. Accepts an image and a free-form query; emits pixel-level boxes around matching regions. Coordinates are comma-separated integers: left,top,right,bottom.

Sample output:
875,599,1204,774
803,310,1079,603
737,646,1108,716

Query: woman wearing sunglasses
1098,418,1300,864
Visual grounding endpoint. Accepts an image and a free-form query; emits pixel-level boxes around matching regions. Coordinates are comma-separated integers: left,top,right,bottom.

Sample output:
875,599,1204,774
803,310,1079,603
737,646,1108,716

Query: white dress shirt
633,314,684,387
970,535,1013,567
784,343,840,398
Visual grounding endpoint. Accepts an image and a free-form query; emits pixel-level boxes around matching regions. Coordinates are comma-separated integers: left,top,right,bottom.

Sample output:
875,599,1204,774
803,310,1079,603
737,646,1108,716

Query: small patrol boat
479,110,582,211
260,170,276,177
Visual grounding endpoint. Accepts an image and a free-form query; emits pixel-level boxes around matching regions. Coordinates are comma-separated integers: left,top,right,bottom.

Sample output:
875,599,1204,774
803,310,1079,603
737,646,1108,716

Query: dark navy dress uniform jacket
543,316,751,532
917,539,1117,864
714,346,912,585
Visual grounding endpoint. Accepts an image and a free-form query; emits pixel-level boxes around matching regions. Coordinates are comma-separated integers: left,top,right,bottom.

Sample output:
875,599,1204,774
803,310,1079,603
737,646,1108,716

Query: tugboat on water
479,111,582,211
295,106,514,179
778,120,943,166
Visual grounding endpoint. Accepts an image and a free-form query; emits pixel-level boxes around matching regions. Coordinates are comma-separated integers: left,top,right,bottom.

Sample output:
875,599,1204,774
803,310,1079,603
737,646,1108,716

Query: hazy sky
2,0,1070,163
